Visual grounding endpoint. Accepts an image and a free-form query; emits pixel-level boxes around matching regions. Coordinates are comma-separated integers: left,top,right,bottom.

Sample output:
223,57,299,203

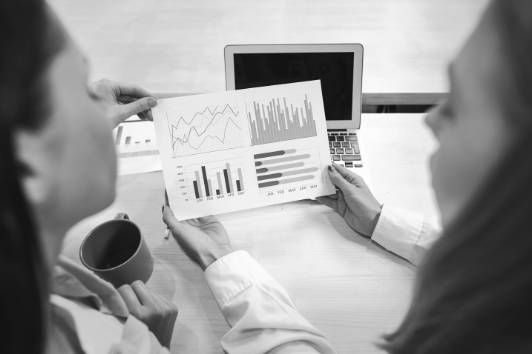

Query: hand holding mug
317,164,382,237
118,281,178,349
162,205,233,270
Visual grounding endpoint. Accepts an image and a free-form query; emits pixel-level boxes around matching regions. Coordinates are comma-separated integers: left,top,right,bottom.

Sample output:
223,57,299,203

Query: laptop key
345,136,358,142
331,133,339,136
332,155,341,161
328,136,336,142
348,133,356,135
355,164,363,167
345,148,354,154
340,133,347,135
337,136,345,142
329,142,333,147
330,148,335,154
352,142,360,154
342,155,361,161
345,162,354,168
333,142,341,147
342,142,350,147
336,148,344,154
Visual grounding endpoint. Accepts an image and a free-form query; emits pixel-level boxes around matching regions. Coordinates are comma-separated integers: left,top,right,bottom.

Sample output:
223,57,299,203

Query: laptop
224,44,372,187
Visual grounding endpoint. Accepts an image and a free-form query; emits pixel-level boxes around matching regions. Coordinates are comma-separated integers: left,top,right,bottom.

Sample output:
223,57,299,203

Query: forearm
371,205,441,267
205,251,336,354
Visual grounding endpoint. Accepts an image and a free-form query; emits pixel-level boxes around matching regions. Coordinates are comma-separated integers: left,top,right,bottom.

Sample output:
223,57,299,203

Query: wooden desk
49,0,488,105
62,113,438,353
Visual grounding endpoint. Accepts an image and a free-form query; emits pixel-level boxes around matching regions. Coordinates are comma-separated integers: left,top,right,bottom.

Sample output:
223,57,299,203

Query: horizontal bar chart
257,167,319,181
255,154,311,166
254,147,322,190
254,149,296,159
259,175,315,188
256,162,304,174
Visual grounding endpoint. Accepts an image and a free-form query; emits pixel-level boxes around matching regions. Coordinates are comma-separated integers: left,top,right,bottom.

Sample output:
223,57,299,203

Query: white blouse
49,204,439,353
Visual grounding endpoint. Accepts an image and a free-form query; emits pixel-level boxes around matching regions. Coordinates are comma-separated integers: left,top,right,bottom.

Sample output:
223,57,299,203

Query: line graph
166,104,244,157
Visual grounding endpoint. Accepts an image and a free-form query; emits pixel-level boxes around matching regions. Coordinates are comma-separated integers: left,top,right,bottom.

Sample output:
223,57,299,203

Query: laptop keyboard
328,132,363,169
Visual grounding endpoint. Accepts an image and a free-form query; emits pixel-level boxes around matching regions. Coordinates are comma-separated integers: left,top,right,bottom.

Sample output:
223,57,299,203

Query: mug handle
114,213,130,220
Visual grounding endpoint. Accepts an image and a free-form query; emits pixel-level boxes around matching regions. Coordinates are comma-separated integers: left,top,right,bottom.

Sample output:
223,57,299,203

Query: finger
162,205,187,237
316,196,338,211
120,97,157,119
164,189,170,207
144,109,154,121
136,111,148,121
332,163,366,187
327,165,358,194
114,82,153,99
117,284,142,310
130,280,156,307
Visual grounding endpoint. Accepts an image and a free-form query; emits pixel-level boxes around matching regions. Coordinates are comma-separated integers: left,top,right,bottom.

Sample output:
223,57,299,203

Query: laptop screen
233,53,354,121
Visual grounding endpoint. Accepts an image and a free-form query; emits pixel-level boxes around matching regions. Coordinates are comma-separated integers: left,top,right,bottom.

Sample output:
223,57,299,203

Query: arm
317,164,440,267
205,251,335,354
371,205,440,267
162,208,336,354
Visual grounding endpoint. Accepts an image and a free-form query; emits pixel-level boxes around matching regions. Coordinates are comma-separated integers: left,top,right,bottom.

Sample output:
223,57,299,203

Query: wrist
199,247,234,270
368,204,383,236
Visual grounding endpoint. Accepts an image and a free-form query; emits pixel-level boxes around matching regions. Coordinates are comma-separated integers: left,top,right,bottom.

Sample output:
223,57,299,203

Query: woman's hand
90,79,157,128
317,164,382,237
117,280,178,349
162,205,233,271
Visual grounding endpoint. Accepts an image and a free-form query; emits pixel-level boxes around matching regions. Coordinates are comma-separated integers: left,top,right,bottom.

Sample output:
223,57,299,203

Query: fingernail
149,97,157,107
328,165,334,172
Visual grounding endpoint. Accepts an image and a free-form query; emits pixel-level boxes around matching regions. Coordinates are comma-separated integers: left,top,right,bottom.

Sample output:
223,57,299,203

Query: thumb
327,165,357,194
120,97,157,118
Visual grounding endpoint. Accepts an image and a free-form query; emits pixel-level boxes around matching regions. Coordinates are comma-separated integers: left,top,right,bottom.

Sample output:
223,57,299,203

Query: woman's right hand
317,164,382,237
162,205,234,271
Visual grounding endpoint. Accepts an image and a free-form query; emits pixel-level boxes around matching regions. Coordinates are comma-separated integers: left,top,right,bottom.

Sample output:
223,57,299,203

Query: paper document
152,81,335,219
113,121,162,175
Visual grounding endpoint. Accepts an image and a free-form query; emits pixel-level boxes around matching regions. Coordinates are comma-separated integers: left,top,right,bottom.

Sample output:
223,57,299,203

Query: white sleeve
371,205,441,267
204,251,336,354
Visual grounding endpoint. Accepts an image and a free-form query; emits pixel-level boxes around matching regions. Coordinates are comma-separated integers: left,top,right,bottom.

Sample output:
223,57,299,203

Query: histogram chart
185,159,246,201
254,147,323,194
246,95,317,145
167,104,243,158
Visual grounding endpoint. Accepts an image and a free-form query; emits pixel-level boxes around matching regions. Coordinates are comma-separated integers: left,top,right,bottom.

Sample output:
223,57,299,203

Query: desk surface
50,0,487,99
62,113,438,353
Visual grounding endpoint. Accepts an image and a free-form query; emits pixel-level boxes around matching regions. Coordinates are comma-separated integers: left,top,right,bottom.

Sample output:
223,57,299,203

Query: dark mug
79,213,153,288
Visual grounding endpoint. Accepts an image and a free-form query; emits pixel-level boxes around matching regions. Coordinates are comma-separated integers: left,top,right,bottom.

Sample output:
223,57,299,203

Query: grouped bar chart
254,148,322,190
186,159,246,200
246,94,317,146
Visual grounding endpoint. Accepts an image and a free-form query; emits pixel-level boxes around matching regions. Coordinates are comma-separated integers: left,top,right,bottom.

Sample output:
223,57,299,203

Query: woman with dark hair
1,1,178,353
161,0,532,352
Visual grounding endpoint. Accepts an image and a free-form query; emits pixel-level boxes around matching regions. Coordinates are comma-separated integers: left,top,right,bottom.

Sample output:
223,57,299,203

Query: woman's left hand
90,79,157,128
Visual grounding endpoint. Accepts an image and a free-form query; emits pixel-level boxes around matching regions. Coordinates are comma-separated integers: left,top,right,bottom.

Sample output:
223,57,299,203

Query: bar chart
112,121,161,175
246,94,317,145
254,147,323,191
185,159,246,200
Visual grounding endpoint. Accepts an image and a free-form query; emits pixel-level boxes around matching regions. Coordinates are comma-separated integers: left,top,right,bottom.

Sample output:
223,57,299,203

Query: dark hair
0,1,65,353
381,1,532,353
